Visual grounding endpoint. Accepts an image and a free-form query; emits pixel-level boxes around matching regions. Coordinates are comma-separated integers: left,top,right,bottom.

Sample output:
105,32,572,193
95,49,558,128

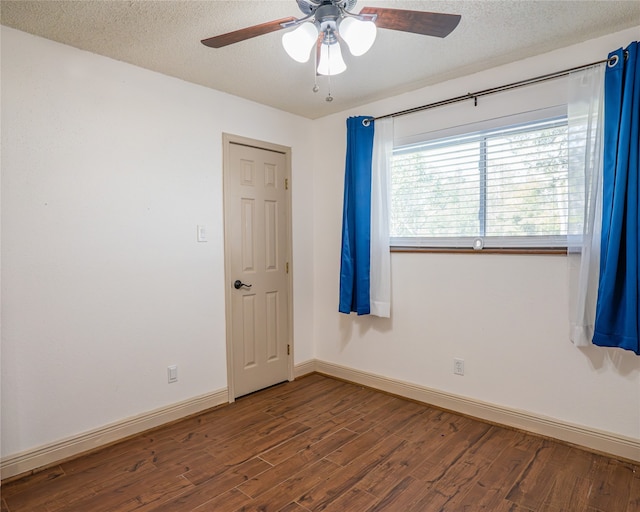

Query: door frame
222,133,294,402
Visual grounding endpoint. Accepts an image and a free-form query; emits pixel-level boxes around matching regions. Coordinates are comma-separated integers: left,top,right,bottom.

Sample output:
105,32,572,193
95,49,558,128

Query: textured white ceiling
1,1,639,119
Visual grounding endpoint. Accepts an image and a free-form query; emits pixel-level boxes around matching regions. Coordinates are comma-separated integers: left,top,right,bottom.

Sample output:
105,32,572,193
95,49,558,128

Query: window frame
390,113,570,251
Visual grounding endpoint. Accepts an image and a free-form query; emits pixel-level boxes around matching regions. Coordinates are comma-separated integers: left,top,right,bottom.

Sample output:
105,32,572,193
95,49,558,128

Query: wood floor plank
627,465,640,512
365,475,428,512
410,426,513,511
259,411,359,466
235,458,341,512
144,437,201,468
544,476,594,512
410,417,492,482
308,426,365,458
344,396,409,434
442,445,533,511
324,425,393,466
179,452,237,487
586,458,634,512
155,447,223,485
59,436,160,476
2,374,637,512
238,450,325,498
277,503,310,512
357,437,437,498
348,389,401,416
404,409,487,458
124,478,199,512
191,488,253,512
208,421,311,466
510,429,547,453
235,377,318,407
393,406,445,441
285,401,355,428
173,410,279,451
144,457,269,512
505,441,565,510
139,408,230,444
540,447,600,511
3,477,98,512
297,434,406,511
493,501,536,511
380,400,427,432
389,409,453,451
262,379,350,418
321,385,375,415
239,429,356,498
3,446,157,512
57,473,194,512
319,486,379,511
0,466,66,498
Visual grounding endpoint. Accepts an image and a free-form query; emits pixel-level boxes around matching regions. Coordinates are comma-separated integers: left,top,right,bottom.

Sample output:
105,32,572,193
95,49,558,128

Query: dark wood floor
2,374,638,512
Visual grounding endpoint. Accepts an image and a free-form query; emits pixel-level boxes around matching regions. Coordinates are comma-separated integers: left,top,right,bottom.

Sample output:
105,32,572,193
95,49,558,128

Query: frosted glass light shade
282,23,318,63
317,42,347,76
339,17,377,56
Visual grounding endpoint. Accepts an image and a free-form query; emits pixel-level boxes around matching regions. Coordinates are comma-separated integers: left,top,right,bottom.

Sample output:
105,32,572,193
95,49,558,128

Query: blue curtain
339,116,374,315
593,42,639,355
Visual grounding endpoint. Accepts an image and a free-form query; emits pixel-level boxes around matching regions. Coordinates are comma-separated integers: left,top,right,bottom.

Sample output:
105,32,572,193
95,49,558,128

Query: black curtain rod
363,57,615,126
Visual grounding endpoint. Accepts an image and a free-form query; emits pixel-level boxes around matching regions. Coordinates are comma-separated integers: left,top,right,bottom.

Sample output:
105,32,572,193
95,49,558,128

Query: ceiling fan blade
201,17,297,48
359,7,461,38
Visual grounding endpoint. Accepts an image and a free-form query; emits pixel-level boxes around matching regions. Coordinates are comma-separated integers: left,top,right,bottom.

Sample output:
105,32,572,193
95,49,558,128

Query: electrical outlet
453,358,464,376
168,365,178,383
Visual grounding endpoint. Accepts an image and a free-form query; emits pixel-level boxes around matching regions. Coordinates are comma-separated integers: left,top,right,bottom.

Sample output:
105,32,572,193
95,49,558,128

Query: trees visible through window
391,117,569,249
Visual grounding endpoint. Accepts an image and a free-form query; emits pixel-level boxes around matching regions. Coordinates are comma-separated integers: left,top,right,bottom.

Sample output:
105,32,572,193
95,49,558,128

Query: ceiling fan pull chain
324,42,333,102
326,73,333,102
313,39,320,93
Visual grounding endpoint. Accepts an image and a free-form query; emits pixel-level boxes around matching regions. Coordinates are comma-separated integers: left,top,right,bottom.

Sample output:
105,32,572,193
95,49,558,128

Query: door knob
234,280,252,290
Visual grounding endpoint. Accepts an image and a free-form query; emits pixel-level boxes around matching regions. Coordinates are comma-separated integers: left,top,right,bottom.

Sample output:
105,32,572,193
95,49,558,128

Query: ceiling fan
202,0,461,99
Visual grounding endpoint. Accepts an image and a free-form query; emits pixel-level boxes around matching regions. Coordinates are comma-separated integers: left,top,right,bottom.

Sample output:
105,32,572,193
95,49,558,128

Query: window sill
390,247,567,255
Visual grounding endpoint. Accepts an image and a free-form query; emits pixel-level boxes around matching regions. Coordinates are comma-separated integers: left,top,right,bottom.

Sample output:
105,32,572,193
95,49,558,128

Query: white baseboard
293,359,316,379
1,389,228,480
298,359,639,463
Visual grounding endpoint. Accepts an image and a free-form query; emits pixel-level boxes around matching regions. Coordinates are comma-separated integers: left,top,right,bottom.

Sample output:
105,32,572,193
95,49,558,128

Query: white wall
0,26,315,458
311,26,640,442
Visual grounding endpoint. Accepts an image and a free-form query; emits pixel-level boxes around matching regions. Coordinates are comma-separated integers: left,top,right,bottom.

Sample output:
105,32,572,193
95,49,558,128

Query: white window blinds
390,117,569,249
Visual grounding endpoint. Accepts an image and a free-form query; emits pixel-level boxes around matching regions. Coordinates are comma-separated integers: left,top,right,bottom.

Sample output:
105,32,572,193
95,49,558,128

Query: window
391,117,569,249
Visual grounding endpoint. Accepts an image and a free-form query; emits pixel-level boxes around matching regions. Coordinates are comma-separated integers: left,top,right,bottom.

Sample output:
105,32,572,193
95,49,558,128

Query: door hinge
285,178,288,190
287,344,290,355
286,262,289,273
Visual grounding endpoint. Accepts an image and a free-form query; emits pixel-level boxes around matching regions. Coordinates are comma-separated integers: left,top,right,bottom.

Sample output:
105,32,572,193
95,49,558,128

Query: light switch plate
168,365,178,383
197,225,207,242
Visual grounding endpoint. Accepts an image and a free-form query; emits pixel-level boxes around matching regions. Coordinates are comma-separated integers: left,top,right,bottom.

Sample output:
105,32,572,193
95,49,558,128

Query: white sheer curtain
370,117,393,317
567,64,605,346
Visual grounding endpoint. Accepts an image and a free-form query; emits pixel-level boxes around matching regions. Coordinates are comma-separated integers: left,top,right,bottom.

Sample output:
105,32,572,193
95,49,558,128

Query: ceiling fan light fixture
282,22,318,63
339,16,377,56
317,41,346,76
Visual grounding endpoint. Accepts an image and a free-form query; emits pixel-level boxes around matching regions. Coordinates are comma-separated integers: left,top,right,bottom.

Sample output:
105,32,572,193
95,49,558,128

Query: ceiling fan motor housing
315,4,342,41
296,0,358,16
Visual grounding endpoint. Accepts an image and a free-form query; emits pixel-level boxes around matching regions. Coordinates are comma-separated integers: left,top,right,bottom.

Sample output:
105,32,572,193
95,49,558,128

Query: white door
224,136,291,399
